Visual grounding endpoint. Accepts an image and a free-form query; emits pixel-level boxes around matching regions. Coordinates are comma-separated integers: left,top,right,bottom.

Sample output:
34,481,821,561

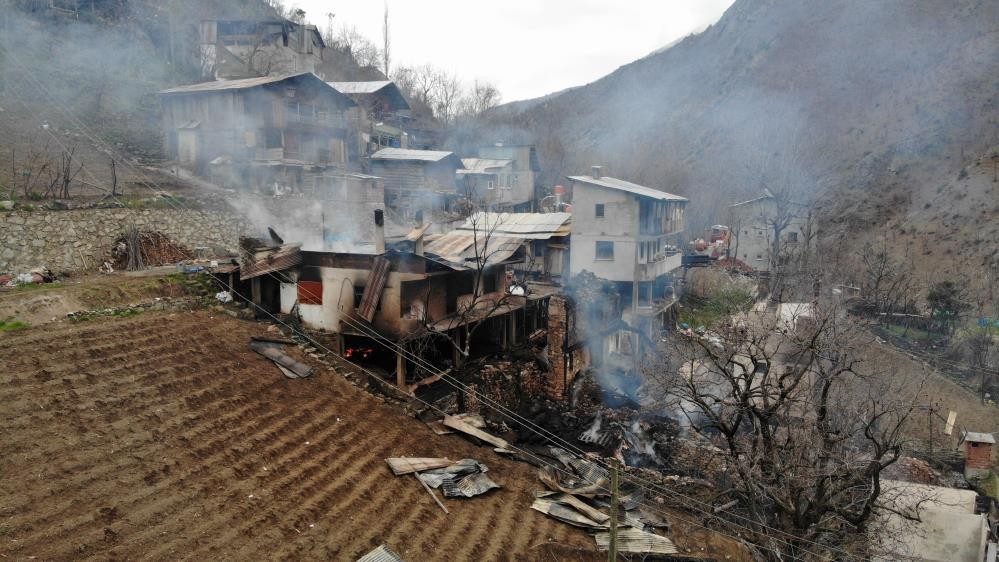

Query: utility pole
609,459,619,561
382,1,391,78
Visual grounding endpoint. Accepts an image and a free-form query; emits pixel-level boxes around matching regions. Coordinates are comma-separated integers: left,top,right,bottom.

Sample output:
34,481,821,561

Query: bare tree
857,233,919,321
459,80,502,117
645,303,925,560
330,23,382,69
403,210,536,383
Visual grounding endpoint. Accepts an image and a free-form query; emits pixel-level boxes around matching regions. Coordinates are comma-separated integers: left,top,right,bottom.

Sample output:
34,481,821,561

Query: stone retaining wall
0,208,246,273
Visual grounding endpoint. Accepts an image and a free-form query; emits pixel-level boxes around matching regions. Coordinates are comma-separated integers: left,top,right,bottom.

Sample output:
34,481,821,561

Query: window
264,129,282,148
787,231,799,243
595,203,605,218
298,281,323,305
595,241,614,260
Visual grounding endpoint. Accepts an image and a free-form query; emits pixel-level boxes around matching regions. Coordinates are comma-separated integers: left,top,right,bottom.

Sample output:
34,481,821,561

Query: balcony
638,250,682,280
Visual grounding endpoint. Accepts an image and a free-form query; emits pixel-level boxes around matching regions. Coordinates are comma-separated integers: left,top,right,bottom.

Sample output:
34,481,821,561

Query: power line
0,48,865,560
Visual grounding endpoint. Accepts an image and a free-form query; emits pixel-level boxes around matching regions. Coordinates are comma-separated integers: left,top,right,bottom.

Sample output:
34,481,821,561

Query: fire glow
345,347,376,360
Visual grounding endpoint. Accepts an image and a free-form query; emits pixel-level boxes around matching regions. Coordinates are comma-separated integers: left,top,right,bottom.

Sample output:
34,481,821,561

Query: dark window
264,129,282,148
595,241,614,260
595,203,605,218
483,272,497,294
787,231,799,243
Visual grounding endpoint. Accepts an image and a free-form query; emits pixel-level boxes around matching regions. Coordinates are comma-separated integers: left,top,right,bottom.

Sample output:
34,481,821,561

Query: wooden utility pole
609,460,619,561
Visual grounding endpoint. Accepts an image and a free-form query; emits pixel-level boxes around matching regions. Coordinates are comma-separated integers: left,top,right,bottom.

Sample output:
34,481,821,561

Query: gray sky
295,1,735,102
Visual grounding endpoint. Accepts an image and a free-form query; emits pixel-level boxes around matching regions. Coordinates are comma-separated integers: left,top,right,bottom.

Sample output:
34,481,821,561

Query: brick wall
547,295,587,400
966,442,993,470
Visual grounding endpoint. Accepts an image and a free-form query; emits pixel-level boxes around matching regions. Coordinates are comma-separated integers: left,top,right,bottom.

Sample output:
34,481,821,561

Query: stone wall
0,208,246,273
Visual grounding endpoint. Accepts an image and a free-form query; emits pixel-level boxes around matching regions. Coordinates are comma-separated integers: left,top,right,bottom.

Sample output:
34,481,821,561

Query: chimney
374,209,385,254
591,165,602,179
553,184,565,208
414,210,425,256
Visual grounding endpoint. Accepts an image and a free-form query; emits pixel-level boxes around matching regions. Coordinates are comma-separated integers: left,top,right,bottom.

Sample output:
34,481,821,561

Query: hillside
0,0,379,201
484,0,999,280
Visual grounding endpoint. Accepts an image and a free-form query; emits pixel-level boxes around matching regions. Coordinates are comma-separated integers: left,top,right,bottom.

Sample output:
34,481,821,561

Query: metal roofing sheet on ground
567,175,687,202
594,528,678,555
356,544,406,562
452,212,572,239
370,147,455,162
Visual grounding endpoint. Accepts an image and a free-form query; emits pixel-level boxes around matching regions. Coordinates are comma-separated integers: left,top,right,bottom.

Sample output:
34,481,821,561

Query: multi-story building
728,190,812,273
567,166,687,359
158,72,357,194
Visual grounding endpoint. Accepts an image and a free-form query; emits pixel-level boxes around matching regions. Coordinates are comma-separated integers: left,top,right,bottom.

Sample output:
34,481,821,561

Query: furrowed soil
0,311,599,561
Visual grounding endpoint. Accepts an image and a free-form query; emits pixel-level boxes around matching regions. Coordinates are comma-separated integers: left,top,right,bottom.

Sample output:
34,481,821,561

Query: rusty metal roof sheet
453,212,571,240
423,231,523,269
371,147,455,162
567,175,687,202
239,244,301,281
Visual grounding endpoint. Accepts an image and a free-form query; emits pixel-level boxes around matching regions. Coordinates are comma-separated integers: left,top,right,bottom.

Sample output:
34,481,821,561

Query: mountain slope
486,0,999,276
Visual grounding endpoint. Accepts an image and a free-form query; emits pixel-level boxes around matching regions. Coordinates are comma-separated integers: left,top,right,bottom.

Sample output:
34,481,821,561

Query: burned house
567,166,687,359
200,18,326,80
369,148,464,221
158,72,358,193
458,144,541,211
327,81,418,155
728,190,813,273
447,212,572,283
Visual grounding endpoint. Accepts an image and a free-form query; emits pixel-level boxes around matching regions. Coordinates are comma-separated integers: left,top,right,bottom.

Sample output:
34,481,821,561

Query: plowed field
0,311,597,561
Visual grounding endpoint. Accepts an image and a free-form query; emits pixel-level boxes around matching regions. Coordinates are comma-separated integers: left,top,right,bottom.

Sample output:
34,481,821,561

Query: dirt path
0,311,597,561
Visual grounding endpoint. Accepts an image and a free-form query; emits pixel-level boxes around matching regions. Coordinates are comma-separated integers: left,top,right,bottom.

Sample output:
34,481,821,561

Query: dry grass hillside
484,0,999,279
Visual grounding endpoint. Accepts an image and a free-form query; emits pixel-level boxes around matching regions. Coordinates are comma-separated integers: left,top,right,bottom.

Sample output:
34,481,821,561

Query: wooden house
158,72,357,193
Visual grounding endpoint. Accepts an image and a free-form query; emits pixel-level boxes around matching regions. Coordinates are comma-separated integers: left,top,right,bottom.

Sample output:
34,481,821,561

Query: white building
567,166,687,358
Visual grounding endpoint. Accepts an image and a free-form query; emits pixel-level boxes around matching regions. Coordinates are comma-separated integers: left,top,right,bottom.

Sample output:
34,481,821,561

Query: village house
158,72,357,193
369,147,465,222
235,209,581,399
567,166,687,360
446,212,572,283
327,81,418,155
199,18,326,80
458,144,541,212
728,190,813,273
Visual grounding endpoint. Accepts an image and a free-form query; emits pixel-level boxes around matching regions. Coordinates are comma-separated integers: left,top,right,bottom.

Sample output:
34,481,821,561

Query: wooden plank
357,256,391,322
441,415,513,450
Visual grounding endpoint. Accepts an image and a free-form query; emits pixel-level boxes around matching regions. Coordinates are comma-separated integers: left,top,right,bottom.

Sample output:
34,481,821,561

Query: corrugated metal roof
371,147,455,162
567,175,687,202
423,230,524,270
160,73,309,94
158,73,355,110
457,158,512,174
594,528,678,555
453,212,571,240
327,80,394,94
